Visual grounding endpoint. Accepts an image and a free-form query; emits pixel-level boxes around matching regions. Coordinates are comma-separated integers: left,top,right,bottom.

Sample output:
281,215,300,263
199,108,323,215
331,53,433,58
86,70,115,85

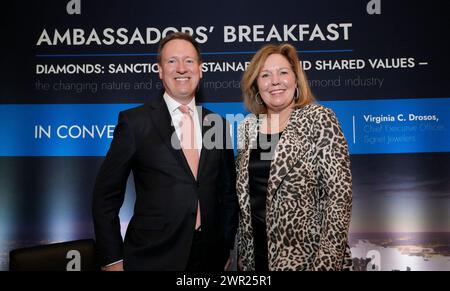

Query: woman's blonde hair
241,43,315,114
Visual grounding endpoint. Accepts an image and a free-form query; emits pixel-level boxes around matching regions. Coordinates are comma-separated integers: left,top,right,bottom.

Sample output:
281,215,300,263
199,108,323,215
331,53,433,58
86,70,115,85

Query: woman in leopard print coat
236,43,353,271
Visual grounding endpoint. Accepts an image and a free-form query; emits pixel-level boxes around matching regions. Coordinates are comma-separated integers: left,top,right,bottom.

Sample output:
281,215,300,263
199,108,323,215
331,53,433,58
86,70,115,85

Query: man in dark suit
92,32,238,271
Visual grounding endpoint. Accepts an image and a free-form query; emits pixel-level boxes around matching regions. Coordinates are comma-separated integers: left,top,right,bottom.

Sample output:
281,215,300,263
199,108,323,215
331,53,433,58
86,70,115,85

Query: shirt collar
163,92,196,114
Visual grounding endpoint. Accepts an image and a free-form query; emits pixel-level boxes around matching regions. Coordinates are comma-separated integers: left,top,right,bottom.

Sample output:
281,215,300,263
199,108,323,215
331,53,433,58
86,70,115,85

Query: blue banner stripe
35,49,354,58
0,98,449,156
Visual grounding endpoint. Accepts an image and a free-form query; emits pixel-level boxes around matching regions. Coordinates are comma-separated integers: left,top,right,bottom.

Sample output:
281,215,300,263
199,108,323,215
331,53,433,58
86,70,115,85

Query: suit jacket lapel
197,107,210,180
266,108,311,203
237,116,258,217
148,96,196,181
238,116,258,180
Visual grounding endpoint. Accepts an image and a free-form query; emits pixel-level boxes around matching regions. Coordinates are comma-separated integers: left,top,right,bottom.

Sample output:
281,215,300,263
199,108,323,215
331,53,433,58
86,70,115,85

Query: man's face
158,39,202,104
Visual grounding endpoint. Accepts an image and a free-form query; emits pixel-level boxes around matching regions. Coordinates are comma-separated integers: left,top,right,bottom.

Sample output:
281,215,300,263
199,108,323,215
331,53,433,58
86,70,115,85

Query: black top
248,131,282,271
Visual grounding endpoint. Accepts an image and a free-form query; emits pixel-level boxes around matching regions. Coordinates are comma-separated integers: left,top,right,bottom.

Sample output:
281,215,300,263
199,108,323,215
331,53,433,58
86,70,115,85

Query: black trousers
185,230,205,272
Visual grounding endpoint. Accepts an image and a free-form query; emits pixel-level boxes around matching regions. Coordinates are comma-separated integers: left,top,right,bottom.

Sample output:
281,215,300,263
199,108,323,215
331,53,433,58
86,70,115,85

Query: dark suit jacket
92,96,238,271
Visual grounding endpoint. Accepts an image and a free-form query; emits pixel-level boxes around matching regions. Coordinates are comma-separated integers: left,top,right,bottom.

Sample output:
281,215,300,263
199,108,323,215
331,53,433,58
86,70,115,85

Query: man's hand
102,261,124,271
224,256,232,271
237,257,243,271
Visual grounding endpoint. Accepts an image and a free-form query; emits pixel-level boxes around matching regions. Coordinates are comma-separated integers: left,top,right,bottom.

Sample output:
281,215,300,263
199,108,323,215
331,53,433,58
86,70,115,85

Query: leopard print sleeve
235,117,255,271
311,106,353,271
235,119,246,170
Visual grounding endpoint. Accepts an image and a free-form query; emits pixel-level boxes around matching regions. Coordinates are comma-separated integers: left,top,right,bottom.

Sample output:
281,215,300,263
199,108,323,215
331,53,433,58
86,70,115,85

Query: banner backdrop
1,0,449,270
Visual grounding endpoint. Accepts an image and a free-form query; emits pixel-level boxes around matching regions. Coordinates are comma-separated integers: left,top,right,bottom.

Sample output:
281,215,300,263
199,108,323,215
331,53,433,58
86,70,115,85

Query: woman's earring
256,92,264,105
294,87,299,101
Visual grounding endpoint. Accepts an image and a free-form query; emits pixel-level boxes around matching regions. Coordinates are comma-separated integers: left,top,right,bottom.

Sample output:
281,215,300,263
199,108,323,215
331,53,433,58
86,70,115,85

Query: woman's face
256,53,296,113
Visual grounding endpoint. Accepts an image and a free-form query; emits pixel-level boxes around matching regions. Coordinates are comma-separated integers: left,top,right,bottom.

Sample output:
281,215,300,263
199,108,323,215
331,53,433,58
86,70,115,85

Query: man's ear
199,63,203,79
157,63,163,80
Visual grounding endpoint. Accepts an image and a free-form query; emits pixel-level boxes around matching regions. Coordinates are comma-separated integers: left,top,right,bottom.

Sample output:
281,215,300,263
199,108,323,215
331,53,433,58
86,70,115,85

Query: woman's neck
260,106,293,134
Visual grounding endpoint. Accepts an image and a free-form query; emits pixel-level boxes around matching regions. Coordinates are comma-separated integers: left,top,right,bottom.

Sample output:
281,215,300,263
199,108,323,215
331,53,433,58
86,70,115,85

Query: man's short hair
157,32,202,64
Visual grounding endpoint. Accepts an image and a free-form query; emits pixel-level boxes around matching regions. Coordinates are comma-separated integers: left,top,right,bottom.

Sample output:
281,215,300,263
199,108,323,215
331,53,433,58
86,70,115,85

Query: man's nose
177,62,187,73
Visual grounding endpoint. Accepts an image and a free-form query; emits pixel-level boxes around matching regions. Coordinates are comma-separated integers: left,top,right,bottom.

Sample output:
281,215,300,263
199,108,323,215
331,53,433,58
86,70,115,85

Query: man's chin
172,92,196,102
